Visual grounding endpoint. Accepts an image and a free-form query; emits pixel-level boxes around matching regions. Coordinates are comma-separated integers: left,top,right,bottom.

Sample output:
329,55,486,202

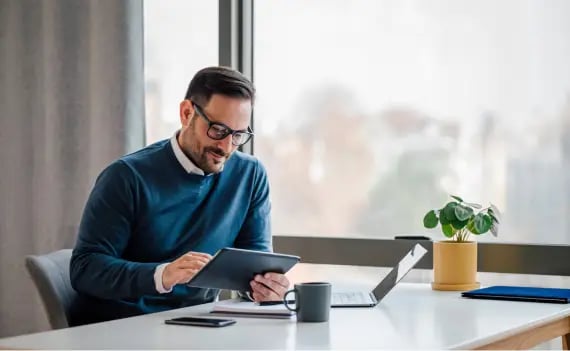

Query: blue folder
462,286,570,304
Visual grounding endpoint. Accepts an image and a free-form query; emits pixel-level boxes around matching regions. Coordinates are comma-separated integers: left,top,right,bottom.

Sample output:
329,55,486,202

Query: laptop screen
371,243,428,302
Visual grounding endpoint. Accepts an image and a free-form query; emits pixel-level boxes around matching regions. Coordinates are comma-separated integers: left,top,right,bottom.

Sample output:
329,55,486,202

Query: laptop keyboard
332,291,374,305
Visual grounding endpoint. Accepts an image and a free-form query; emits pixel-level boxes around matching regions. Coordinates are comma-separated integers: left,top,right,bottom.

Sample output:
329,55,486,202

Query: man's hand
249,272,290,302
162,252,212,291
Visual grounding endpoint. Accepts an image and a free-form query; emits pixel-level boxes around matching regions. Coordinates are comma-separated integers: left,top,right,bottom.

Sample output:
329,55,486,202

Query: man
70,66,289,325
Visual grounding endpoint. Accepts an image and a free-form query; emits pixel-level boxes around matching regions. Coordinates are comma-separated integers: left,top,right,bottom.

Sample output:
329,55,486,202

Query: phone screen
165,317,236,327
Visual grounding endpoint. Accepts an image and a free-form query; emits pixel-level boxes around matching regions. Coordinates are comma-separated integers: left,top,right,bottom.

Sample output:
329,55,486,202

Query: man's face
178,94,252,174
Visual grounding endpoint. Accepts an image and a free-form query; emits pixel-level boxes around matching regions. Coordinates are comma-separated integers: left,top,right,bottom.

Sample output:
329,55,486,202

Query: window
144,0,218,144
254,0,570,244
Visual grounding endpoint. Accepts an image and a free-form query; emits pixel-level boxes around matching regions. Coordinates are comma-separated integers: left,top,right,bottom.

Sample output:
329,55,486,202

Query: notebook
210,300,295,319
462,286,570,304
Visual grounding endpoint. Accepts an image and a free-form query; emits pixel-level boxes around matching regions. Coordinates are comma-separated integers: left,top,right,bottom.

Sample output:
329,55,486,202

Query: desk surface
1,283,570,349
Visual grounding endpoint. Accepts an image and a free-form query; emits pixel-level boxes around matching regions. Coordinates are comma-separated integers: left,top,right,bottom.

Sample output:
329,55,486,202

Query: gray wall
0,0,145,337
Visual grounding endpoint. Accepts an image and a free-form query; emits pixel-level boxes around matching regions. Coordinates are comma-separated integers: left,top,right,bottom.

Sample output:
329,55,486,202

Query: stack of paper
210,300,295,319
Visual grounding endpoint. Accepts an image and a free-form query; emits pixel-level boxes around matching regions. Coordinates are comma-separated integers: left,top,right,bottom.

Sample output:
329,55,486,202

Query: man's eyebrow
198,105,251,132
213,118,249,133
212,119,249,133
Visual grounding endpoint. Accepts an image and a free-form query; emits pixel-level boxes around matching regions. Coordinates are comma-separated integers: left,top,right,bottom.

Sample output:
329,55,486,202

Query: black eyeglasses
192,102,254,146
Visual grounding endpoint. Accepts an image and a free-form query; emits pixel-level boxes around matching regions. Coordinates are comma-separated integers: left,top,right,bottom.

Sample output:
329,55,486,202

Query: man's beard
199,146,230,173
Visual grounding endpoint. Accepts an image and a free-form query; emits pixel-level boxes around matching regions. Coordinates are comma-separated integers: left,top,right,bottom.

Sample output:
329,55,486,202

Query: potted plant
423,195,500,291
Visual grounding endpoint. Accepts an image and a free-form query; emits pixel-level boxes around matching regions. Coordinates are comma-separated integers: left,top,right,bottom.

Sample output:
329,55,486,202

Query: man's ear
179,99,193,126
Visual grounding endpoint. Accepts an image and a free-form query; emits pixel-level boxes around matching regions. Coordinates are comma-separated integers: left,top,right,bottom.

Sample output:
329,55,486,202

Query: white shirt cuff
154,263,172,294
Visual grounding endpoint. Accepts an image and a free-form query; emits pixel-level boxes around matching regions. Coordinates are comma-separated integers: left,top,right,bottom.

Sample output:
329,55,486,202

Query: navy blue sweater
70,139,271,325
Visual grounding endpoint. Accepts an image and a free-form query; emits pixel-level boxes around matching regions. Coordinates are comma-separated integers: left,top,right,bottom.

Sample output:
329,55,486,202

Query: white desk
1,283,570,349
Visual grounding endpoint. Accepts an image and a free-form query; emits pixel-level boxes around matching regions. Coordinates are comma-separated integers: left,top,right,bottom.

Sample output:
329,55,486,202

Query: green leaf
473,213,493,234
439,211,451,225
442,202,459,222
488,211,500,225
490,222,499,237
450,195,464,202
491,204,501,217
454,204,474,221
451,218,469,230
464,202,482,209
423,210,439,229
489,204,502,223
441,223,455,238
466,219,478,234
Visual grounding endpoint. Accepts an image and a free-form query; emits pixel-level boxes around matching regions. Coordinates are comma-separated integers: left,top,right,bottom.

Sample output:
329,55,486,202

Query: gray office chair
25,249,77,330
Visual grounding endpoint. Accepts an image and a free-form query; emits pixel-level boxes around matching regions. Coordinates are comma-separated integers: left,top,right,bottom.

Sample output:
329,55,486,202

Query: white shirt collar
170,132,206,175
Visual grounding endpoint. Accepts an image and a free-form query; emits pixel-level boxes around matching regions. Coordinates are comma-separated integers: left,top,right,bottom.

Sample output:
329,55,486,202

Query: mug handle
283,289,298,312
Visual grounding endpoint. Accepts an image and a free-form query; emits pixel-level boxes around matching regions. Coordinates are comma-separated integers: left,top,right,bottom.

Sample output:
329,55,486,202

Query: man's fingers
253,274,289,297
174,261,207,270
254,276,281,294
262,273,290,289
251,291,278,302
180,257,210,266
253,273,289,290
250,281,270,297
163,260,204,290
181,254,211,262
184,252,213,260
250,281,280,300
180,255,211,266
251,292,263,302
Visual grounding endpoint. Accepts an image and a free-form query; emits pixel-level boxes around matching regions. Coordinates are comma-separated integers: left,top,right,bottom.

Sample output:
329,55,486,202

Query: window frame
219,0,570,276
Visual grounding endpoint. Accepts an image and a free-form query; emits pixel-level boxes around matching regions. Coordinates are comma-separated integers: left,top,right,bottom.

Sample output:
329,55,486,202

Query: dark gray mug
283,282,331,322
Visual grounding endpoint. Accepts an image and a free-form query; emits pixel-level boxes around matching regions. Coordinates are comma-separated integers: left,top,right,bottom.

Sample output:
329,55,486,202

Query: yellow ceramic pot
431,241,480,291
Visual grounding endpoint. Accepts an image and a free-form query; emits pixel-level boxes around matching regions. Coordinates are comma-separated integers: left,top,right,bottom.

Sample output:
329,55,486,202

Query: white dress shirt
153,132,217,293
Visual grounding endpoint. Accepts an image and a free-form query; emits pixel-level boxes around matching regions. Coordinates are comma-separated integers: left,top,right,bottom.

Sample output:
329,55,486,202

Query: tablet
186,248,300,291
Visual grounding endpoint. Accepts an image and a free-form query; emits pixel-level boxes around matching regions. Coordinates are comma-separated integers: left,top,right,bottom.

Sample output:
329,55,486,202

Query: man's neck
173,131,207,175
176,134,199,168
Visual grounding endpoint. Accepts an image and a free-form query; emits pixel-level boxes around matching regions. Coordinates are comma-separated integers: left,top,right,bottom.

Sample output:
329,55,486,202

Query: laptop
331,243,428,307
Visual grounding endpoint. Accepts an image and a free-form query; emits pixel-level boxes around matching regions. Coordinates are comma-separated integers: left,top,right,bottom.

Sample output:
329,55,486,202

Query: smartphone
164,317,236,327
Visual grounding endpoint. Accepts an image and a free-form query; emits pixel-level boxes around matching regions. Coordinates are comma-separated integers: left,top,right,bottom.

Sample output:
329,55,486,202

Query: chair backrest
25,249,77,330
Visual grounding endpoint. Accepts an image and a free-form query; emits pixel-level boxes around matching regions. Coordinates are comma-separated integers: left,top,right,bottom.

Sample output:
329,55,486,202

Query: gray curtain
0,0,145,337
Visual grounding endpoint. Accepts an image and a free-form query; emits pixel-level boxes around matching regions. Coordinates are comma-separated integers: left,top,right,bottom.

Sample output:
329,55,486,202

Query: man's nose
217,133,234,152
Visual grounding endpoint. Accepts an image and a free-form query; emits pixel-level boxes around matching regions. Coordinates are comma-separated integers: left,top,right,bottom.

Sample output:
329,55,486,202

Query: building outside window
144,0,218,144
254,0,570,245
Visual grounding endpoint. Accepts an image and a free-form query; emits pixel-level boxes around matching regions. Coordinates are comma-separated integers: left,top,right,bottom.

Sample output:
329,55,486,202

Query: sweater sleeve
70,160,158,300
234,160,272,252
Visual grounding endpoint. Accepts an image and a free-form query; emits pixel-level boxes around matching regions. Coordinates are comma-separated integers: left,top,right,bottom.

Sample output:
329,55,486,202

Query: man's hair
184,66,255,106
